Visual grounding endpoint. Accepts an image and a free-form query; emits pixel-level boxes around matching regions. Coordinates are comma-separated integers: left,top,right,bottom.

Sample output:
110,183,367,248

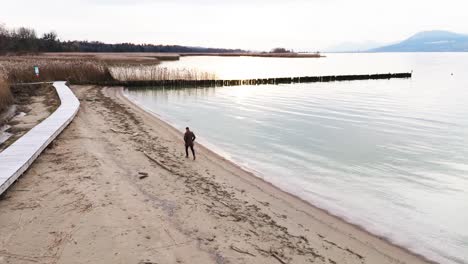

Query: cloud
0,0,467,50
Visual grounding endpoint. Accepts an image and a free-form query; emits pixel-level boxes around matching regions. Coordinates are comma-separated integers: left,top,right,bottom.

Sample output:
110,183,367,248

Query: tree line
0,24,245,54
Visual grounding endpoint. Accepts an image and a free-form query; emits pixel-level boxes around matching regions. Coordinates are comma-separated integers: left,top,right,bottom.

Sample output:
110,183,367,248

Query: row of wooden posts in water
103,72,412,88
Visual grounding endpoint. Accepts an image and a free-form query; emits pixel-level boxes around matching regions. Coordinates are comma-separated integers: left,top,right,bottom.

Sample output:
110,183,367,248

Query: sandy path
0,85,430,264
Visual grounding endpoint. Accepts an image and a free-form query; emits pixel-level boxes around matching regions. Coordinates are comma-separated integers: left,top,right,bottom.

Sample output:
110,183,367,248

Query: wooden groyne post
85,72,412,88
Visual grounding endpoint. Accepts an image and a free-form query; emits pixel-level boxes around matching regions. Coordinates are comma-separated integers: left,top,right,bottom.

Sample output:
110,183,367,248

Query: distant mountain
370,30,468,52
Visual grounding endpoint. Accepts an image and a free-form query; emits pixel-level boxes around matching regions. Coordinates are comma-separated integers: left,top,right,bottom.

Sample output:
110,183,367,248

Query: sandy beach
0,85,432,264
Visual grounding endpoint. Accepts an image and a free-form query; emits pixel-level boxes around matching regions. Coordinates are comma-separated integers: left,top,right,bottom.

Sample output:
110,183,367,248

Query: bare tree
42,31,58,42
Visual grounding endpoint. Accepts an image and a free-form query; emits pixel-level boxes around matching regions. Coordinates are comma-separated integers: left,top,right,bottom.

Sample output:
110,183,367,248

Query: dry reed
0,66,13,113
110,65,217,81
1,57,216,85
2,58,113,84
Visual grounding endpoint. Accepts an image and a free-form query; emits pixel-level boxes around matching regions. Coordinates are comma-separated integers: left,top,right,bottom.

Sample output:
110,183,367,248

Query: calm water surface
125,53,468,264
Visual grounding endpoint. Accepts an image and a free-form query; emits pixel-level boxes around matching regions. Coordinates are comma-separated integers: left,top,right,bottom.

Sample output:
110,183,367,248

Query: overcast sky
1,0,467,51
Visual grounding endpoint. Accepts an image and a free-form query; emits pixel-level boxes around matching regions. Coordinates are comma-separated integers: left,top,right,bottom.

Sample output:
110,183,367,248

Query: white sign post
34,66,40,78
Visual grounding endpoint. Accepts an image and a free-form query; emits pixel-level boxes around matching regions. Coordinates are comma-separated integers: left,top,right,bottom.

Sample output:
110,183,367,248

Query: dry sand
0,85,432,264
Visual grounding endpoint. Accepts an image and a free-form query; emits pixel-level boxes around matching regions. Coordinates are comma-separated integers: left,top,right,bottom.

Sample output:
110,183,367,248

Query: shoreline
0,84,434,264
179,52,324,58
118,87,436,264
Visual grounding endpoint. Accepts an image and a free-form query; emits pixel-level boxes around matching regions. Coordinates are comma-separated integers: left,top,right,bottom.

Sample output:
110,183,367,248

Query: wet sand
0,85,431,264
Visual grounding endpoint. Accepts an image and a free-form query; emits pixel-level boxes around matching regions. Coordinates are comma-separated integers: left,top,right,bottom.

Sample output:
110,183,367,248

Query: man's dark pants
185,144,195,158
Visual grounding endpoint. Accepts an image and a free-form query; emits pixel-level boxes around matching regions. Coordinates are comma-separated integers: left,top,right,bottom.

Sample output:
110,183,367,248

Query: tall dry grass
1,57,216,85
110,65,217,81
2,58,113,84
0,67,13,113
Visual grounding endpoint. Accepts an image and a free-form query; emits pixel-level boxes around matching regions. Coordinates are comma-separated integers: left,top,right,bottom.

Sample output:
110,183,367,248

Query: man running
184,127,196,160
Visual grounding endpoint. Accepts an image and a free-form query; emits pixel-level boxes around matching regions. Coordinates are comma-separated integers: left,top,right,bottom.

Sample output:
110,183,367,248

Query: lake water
124,53,468,264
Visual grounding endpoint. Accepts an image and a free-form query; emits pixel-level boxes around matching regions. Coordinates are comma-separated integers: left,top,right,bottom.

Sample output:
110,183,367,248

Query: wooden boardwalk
0,82,80,196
